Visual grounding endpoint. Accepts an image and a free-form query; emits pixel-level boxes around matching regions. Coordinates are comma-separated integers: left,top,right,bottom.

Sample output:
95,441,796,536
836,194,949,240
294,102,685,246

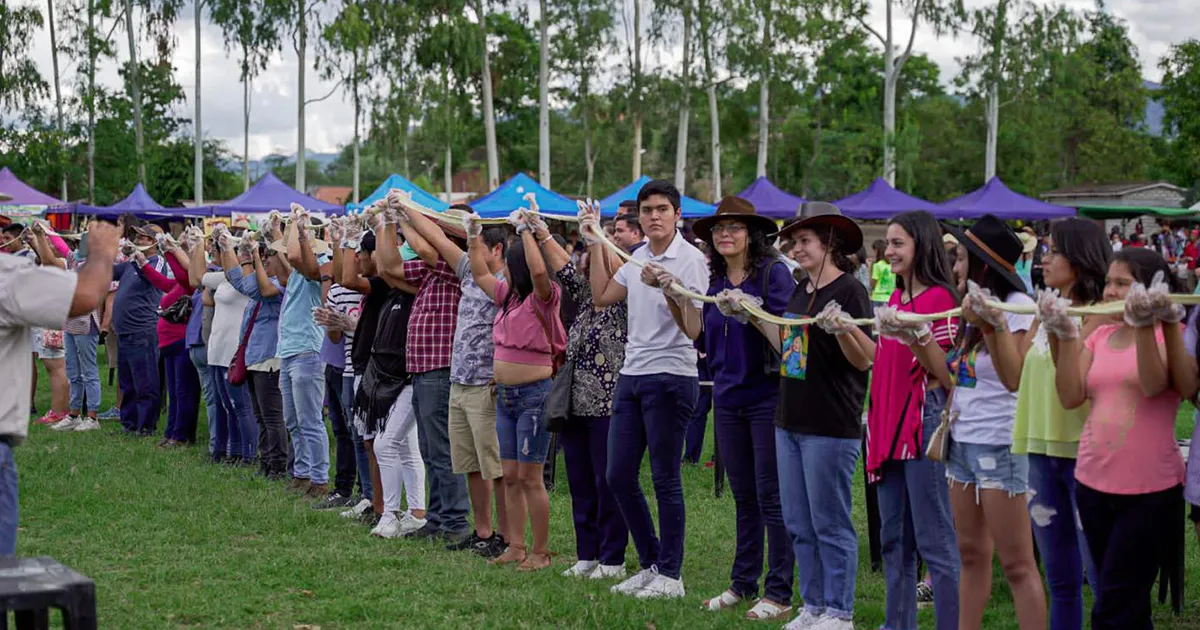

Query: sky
16,0,1192,162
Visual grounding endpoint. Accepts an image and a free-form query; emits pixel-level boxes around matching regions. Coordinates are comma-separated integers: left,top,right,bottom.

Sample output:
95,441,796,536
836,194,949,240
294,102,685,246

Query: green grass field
14,352,1200,628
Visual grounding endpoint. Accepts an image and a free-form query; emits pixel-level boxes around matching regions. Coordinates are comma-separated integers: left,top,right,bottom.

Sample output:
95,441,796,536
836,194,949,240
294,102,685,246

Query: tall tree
853,0,963,184
320,0,373,203
211,0,285,190
550,0,615,198
1160,39,1200,187
627,0,644,180
273,0,327,191
47,0,68,200
194,0,203,204
0,3,48,110
123,0,145,183
60,0,117,201
538,0,551,187
477,0,499,191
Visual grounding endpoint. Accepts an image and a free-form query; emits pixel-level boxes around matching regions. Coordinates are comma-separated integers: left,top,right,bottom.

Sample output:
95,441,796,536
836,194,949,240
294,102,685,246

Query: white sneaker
562,560,599,578
634,573,685,599
72,418,101,432
340,499,371,519
395,511,427,537
589,564,627,580
50,415,81,431
809,617,854,630
611,568,657,595
783,610,824,630
370,512,402,538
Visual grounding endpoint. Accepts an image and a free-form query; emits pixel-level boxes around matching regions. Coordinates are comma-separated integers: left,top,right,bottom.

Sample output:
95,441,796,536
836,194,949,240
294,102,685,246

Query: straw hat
692,196,778,242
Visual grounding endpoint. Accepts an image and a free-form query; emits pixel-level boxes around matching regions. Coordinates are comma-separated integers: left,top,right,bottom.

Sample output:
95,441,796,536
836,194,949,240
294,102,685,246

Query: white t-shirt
202,271,251,368
0,255,76,445
613,230,709,377
950,291,1035,445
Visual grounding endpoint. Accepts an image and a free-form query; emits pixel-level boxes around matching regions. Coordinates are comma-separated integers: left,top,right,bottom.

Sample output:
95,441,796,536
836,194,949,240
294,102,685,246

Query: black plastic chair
0,557,96,630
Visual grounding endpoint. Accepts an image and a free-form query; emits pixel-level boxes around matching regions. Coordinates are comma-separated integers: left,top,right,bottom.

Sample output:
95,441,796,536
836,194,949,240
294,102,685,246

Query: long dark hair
958,251,1022,354
706,223,774,284
1113,248,1180,292
888,211,958,302
1049,219,1110,305
872,238,887,264
501,235,534,315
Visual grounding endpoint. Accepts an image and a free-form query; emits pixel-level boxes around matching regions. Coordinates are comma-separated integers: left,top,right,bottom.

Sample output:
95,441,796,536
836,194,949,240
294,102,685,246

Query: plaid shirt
404,258,462,374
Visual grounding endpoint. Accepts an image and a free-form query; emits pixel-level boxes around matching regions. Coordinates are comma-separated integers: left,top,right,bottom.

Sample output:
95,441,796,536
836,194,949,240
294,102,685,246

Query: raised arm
468,231,499,300
291,223,322,281
252,248,283,298
374,218,418,293
188,241,209,289
165,248,194,292
1166,321,1199,400
534,222,570,273
405,204,465,270
68,222,120,317
138,256,176,292
1134,324,1171,398
522,229,552,302
398,216,439,268
589,243,628,307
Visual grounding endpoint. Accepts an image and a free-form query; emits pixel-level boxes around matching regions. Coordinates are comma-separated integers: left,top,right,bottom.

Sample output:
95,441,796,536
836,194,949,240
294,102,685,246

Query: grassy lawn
14,351,1200,628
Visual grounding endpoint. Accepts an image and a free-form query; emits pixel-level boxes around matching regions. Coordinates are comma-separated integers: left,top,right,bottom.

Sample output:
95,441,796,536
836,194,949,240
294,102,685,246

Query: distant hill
1143,80,1165,137
218,151,342,179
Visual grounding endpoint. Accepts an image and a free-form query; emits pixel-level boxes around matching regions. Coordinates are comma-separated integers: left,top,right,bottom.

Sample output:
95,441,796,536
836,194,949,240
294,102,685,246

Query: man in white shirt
583,179,708,600
0,219,120,555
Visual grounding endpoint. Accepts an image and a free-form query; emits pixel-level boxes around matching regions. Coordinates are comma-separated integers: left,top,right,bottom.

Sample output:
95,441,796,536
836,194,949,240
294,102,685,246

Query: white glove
716,289,759,323
327,218,345,244
522,209,549,235
132,250,148,267
342,218,364,250
507,209,529,232
180,226,203,251
289,202,308,224
155,231,178,253
236,236,256,259
463,212,483,239
386,188,409,212
576,199,602,245
1147,270,1185,324
119,238,137,257
815,301,854,335
1124,270,1181,327
875,305,932,346
963,280,1006,330
217,231,233,252
1036,288,1078,339
640,262,669,289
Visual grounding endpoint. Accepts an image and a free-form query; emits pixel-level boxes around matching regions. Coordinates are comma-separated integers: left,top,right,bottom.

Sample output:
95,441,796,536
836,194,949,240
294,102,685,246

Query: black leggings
1076,482,1180,630
247,370,288,473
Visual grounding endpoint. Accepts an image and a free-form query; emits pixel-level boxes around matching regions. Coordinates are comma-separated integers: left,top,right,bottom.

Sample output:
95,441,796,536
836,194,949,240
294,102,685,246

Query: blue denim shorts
946,441,1029,500
496,379,553,464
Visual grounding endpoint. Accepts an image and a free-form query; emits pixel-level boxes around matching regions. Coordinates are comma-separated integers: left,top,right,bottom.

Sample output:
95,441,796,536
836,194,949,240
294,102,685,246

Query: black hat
774,201,863,253
692,196,779,242
943,214,1025,295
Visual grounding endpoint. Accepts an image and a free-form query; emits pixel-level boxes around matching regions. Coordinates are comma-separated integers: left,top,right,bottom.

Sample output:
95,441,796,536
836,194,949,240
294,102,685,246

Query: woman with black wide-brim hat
719,201,875,630
942,214,1048,629
687,196,798,620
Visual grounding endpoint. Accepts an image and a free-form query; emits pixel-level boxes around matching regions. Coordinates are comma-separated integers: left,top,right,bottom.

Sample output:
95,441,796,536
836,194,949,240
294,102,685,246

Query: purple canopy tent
0,167,67,217
834,178,943,220
75,183,206,219
939,177,1075,220
736,176,805,219
199,172,342,217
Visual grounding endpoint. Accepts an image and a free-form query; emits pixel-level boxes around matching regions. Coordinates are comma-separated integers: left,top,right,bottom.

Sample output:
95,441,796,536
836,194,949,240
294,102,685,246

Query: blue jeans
212,366,258,459
1028,454,1099,630
65,330,101,413
188,345,218,454
279,352,329,484
326,365,356,496
163,339,201,443
682,383,712,463
496,379,553,464
606,373,699,580
117,330,161,433
715,398,793,605
876,388,960,630
0,442,16,556
345,374,371,500
561,415,627,565
412,368,469,533
777,429,859,618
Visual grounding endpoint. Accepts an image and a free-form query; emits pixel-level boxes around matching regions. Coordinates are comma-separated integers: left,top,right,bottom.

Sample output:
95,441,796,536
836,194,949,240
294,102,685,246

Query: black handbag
158,294,194,325
543,359,574,433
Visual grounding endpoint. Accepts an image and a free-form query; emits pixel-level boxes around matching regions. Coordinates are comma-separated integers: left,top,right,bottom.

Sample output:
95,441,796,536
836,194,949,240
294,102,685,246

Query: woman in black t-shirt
721,202,874,630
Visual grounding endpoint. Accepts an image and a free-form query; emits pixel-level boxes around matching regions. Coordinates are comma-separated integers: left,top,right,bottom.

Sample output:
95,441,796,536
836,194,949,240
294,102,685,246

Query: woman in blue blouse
692,197,797,621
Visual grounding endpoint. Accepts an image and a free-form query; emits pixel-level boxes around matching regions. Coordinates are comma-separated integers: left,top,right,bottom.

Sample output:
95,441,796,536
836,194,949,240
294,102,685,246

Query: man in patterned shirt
379,198,470,543
403,202,510,557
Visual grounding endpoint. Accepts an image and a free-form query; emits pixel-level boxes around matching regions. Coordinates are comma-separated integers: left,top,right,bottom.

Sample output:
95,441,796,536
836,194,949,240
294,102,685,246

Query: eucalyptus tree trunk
674,2,692,192
699,0,720,198
48,0,67,200
296,0,307,191
124,0,146,183
537,0,550,187
630,0,642,180
194,0,203,205
478,0,499,190
755,0,770,178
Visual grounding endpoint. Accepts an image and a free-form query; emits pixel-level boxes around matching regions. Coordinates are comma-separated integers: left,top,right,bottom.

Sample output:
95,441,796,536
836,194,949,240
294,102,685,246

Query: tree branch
856,15,886,47
304,78,343,106
895,0,923,73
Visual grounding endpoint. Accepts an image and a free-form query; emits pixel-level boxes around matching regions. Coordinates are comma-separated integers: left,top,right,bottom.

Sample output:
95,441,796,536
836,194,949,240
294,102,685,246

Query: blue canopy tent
199,172,343,217
469,173,577,218
598,175,715,218
347,173,448,213
75,183,204,219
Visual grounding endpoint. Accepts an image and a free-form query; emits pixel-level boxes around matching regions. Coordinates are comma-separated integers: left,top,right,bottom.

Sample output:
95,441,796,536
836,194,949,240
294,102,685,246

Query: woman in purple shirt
692,197,796,621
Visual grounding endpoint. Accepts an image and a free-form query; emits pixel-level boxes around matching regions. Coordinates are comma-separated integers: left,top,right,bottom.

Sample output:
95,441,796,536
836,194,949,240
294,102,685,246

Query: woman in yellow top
869,238,895,308
1010,219,1109,630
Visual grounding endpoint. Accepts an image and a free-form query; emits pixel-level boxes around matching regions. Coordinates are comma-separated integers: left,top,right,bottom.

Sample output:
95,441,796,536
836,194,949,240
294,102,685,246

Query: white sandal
702,590,742,611
745,599,792,621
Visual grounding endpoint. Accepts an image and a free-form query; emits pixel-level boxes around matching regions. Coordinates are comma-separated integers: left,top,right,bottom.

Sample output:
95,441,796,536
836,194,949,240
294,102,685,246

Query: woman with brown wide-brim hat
721,200,875,630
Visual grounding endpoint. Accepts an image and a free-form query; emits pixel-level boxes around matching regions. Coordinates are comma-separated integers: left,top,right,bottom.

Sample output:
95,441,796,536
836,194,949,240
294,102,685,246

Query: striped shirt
403,258,461,374
326,283,362,376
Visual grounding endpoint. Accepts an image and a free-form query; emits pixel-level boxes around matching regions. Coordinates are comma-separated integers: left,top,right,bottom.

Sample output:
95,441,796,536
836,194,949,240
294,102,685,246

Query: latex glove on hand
236,236,256,259
874,305,932,346
507,209,529,232
326,219,345,244
131,250,148,267
522,209,549,235
1123,279,1158,328
815,301,854,336
1147,270,1185,324
119,239,137,257
963,280,1006,330
463,212,483,239
640,262,668,289
715,289,760,323
576,199,603,245
1036,288,1079,339
216,231,233,252
155,232,178,253
342,219,364,250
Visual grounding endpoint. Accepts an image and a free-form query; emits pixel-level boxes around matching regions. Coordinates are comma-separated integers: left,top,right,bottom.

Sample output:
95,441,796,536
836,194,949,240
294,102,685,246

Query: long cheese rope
374,189,1200,328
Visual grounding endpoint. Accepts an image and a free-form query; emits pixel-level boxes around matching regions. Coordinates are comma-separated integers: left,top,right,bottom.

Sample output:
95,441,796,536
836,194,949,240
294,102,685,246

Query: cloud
14,0,1190,161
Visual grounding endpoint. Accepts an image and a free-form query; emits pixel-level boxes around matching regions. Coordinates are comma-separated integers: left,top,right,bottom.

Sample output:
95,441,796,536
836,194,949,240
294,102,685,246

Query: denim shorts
946,440,1029,500
496,379,553,464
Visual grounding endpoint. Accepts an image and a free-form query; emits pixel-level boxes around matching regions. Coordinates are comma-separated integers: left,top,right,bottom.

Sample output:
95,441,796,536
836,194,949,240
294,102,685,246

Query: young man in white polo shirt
583,179,708,599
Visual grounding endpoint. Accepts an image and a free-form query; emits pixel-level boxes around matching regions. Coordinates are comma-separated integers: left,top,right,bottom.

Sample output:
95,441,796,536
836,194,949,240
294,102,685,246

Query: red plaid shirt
404,258,462,374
